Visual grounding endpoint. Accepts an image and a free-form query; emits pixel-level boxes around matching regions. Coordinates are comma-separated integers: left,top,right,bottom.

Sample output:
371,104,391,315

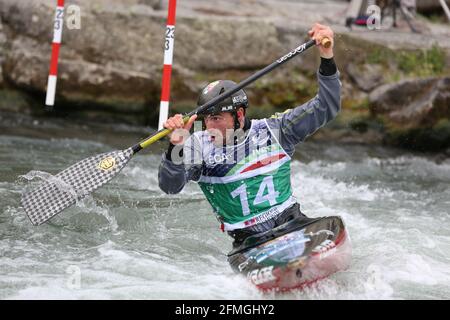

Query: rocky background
0,0,449,152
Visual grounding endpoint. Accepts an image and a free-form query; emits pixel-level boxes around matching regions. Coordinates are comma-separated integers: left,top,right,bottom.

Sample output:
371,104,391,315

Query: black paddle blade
21,148,134,226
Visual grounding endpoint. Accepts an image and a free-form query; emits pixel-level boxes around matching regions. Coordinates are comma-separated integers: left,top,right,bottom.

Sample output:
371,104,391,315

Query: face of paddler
204,108,245,145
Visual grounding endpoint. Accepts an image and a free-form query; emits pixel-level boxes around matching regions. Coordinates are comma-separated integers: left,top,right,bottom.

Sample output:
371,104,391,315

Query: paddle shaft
132,37,330,153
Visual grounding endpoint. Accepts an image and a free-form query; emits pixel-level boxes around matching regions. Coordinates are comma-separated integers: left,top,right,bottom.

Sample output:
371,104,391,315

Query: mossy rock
384,119,450,152
338,33,449,86
0,89,33,113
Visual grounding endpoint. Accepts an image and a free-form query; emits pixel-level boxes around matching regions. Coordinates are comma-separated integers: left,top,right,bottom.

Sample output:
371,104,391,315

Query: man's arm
158,137,202,194
157,113,200,194
267,57,341,155
266,23,340,155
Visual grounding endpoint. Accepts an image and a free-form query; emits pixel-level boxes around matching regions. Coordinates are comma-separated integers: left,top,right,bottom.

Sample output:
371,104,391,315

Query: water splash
18,170,118,232
77,196,119,233
19,170,79,201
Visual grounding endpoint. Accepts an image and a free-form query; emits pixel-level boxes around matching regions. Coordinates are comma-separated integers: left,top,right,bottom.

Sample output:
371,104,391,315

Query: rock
383,119,450,152
346,63,385,92
369,76,450,151
138,0,162,10
0,89,34,115
0,0,449,152
369,76,450,127
0,0,284,111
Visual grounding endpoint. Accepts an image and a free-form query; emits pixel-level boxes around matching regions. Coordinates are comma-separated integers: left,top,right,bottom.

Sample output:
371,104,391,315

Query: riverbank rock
0,0,449,151
0,0,291,123
369,77,450,126
346,63,385,92
369,76,450,151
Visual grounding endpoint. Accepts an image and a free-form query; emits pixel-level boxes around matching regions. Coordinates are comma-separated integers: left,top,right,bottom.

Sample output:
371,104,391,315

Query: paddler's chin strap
233,112,241,131
233,108,249,131
243,116,251,130
232,112,251,145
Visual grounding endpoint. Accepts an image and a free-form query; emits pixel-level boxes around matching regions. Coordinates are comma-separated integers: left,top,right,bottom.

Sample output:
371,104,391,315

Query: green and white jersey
194,120,296,230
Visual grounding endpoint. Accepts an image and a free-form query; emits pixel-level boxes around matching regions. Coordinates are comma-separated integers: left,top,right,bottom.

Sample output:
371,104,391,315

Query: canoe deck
228,216,351,292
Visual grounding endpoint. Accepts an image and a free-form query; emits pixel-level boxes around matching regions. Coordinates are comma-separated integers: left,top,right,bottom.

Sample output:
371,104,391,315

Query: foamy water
1,133,449,299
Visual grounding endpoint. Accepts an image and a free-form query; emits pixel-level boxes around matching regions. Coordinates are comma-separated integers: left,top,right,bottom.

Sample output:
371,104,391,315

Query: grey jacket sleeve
158,135,202,194
266,70,341,156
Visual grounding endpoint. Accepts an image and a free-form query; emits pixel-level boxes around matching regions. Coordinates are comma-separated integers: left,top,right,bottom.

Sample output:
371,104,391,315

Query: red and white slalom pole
45,0,65,106
157,0,177,130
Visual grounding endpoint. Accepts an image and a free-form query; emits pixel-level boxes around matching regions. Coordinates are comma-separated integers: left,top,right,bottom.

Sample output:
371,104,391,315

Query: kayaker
158,23,340,249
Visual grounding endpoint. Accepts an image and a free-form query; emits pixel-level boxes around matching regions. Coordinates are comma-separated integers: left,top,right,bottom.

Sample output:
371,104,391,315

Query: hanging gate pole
45,0,65,106
157,0,177,130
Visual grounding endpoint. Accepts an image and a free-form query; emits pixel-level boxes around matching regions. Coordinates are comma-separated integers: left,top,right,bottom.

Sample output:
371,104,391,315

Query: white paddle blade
21,148,134,225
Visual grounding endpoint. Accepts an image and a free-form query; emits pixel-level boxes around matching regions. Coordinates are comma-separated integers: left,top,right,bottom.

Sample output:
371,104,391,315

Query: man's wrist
319,57,337,76
320,52,334,59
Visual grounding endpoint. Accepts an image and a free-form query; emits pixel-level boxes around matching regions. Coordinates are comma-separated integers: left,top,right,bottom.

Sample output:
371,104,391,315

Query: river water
0,112,449,300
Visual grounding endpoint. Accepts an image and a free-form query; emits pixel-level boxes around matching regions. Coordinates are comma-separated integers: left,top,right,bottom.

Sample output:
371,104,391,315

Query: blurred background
1,0,449,152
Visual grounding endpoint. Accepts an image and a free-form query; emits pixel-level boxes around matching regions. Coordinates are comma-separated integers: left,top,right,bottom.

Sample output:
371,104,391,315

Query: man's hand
163,114,197,145
308,23,334,59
